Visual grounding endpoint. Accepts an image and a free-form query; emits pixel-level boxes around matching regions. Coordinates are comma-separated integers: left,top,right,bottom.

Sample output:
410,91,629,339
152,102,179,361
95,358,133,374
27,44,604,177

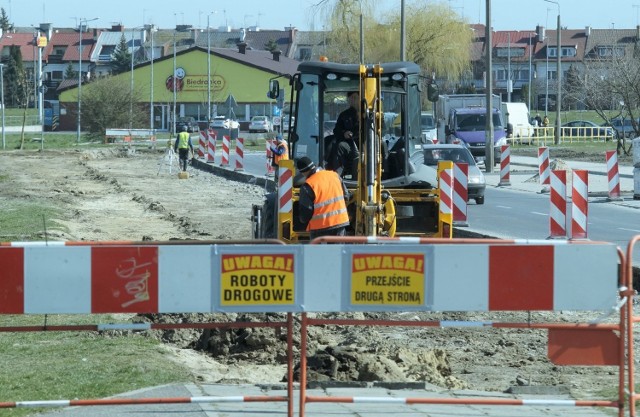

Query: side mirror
445,125,452,136
427,83,439,102
268,80,280,99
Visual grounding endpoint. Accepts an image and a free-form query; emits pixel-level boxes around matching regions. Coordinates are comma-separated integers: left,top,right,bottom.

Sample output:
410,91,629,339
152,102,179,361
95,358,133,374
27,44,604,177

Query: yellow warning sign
350,253,424,306
221,254,294,305
37,36,47,48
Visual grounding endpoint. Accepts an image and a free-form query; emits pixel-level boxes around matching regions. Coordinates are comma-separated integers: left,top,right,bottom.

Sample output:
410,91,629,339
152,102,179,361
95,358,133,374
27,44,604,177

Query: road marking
496,205,512,209
531,211,548,216
618,227,640,233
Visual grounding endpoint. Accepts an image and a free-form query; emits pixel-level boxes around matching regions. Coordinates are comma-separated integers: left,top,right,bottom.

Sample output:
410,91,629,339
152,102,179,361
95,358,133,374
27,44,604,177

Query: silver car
422,143,486,204
421,112,437,144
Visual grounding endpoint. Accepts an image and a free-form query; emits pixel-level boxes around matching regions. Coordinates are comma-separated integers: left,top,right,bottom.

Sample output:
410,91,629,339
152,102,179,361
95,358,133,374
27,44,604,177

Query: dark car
560,120,615,141
608,118,638,138
175,117,200,133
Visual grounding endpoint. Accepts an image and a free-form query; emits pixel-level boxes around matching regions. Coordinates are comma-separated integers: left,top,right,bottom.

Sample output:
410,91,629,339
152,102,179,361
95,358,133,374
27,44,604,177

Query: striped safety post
498,145,511,186
571,169,589,239
198,130,207,159
549,170,567,239
605,150,622,200
438,162,454,237
538,146,550,193
234,137,244,171
206,129,216,163
453,162,468,226
266,139,275,177
220,135,230,167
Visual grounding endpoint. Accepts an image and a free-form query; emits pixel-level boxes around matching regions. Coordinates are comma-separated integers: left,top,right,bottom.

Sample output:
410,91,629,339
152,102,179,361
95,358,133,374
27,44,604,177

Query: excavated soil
0,146,630,399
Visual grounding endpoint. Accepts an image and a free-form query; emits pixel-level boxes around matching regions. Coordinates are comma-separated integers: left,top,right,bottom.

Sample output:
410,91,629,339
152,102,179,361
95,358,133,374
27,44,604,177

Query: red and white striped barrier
220,135,230,167
234,137,244,171
278,164,293,214
198,131,207,159
538,146,550,192
605,150,621,200
266,139,275,176
453,162,468,226
0,395,288,409
439,166,453,217
549,170,567,238
498,145,511,186
571,169,589,239
206,129,216,163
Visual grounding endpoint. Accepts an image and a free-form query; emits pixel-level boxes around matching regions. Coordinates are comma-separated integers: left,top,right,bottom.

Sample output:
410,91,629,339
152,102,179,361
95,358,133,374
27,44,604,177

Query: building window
547,69,557,80
547,46,575,58
598,46,625,57
298,47,312,61
496,47,525,57
51,71,64,81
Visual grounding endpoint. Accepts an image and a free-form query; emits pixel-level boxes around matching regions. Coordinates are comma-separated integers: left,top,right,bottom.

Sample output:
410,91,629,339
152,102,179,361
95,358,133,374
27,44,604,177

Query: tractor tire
259,192,278,239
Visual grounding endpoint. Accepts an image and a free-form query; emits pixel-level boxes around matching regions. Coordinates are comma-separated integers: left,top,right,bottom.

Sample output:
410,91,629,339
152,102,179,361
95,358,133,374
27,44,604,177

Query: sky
2,0,640,33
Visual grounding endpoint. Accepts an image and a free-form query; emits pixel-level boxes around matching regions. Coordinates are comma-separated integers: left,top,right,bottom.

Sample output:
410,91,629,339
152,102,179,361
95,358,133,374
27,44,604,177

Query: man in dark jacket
329,91,360,179
297,156,350,240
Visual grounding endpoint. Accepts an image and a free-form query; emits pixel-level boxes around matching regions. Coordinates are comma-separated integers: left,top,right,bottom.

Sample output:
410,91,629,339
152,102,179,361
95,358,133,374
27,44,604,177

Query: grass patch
0,200,66,241
0,315,191,417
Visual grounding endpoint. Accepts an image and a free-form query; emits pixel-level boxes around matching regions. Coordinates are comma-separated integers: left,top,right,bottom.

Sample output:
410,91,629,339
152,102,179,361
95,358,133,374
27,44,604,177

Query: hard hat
276,134,284,141
181,125,188,132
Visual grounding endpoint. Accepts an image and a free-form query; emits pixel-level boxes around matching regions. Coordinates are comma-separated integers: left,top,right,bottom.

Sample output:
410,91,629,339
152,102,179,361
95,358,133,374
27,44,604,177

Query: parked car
420,112,437,144
560,120,615,141
249,116,272,133
210,116,239,130
422,143,485,204
607,118,638,138
282,115,295,132
175,116,199,133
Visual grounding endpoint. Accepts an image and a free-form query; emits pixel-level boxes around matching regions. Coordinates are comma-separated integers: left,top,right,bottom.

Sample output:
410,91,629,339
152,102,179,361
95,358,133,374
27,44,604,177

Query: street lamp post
1,64,5,150
545,0,561,145
173,30,177,135
76,17,98,144
130,27,135,130
149,24,156,133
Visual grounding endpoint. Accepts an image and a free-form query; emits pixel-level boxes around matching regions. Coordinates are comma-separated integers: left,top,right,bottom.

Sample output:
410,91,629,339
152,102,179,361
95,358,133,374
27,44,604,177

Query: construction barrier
549,169,567,238
625,235,640,417
606,150,622,200
571,169,589,239
437,161,453,236
220,135,230,167
198,130,207,159
235,137,245,171
538,146,550,193
1,237,636,416
498,145,511,186
207,129,216,163
299,236,626,417
452,162,468,226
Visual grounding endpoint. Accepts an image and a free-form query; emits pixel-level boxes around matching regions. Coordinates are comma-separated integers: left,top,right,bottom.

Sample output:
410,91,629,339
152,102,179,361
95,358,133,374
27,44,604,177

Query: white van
502,102,533,142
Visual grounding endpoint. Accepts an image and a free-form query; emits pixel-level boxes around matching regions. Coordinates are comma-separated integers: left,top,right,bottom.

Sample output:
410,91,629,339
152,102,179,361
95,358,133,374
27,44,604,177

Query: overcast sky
3,0,639,33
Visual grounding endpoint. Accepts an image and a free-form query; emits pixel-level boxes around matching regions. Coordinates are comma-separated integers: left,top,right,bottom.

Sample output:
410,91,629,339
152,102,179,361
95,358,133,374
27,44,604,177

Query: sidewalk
486,156,640,209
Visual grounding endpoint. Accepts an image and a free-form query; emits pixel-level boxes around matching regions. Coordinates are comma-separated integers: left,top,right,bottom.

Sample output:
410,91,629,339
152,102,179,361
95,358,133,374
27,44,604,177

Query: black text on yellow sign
351,254,424,306
221,254,294,305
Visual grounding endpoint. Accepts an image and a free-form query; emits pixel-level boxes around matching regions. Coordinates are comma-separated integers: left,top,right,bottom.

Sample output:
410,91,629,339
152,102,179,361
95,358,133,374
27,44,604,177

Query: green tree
0,7,13,32
318,0,472,82
81,75,146,137
5,45,27,107
110,34,132,75
64,62,77,80
564,64,581,111
264,39,279,52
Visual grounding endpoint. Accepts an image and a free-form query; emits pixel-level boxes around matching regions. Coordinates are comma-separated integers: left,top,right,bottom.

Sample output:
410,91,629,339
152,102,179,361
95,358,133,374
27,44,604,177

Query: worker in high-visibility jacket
296,156,350,240
173,125,194,172
270,134,289,167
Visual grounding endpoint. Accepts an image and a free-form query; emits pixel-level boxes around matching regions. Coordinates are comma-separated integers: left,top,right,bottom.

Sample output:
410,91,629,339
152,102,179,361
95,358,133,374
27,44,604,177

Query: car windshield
421,114,435,129
424,148,475,166
253,117,267,122
456,113,503,131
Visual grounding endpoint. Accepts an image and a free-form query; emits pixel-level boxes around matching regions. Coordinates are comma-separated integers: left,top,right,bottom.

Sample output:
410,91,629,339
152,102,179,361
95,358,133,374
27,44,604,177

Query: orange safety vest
274,141,289,165
304,170,349,231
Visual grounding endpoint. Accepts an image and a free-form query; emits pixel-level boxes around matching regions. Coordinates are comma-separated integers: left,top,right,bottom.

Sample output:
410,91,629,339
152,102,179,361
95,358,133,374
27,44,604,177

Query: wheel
259,193,277,239
475,196,485,205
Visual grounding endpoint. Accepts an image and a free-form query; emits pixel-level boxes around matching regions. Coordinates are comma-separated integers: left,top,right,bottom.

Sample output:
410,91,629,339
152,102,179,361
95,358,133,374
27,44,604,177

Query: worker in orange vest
296,156,350,240
270,134,289,167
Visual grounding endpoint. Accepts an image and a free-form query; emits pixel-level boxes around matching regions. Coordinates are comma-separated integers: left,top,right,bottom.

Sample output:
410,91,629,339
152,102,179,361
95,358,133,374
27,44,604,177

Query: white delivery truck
502,102,533,143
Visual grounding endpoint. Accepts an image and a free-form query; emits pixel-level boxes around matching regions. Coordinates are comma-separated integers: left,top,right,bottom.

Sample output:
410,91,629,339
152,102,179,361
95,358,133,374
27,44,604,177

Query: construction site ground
0,145,632,405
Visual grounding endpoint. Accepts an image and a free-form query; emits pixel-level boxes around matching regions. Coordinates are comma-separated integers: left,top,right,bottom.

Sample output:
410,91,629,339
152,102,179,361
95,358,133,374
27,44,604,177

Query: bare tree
565,55,640,155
